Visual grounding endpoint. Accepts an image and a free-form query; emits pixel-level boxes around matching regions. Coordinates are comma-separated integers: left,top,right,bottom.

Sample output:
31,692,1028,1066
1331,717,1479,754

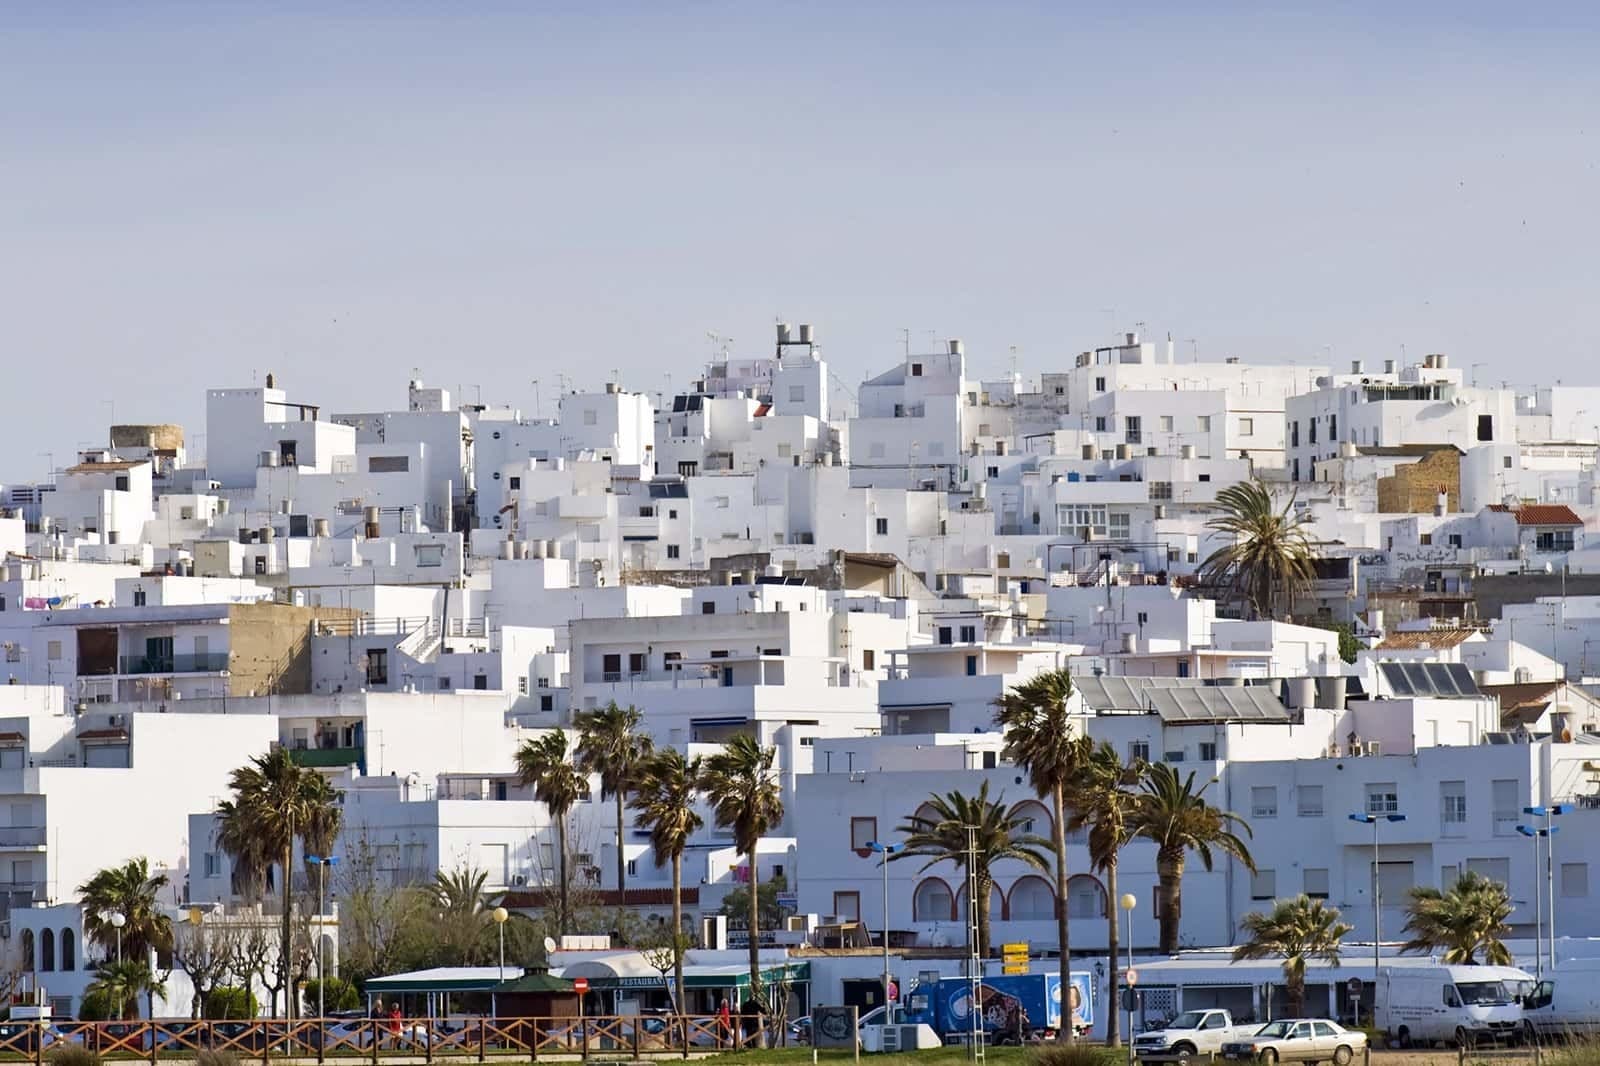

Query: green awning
367,967,519,994
495,973,575,994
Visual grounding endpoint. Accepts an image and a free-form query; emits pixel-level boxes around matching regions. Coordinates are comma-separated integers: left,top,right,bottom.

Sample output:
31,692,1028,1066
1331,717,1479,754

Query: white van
1521,958,1600,1040
1375,964,1530,1047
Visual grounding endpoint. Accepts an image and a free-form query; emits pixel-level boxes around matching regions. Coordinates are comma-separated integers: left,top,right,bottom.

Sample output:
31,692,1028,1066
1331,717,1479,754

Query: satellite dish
543,936,558,954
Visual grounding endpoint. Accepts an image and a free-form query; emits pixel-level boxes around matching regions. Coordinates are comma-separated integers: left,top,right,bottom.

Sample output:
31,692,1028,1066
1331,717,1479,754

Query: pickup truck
1133,1009,1252,1060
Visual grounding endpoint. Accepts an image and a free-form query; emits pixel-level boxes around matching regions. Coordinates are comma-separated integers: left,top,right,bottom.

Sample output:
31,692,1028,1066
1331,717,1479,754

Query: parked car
1135,1009,1251,1059
1221,1019,1368,1064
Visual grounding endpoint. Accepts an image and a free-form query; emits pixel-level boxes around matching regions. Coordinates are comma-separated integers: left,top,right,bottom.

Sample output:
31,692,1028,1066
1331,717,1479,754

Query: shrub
74,989,114,1022
203,986,259,1020
302,976,361,1014
196,1050,241,1066
1033,1043,1122,1066
47,1046,102,1066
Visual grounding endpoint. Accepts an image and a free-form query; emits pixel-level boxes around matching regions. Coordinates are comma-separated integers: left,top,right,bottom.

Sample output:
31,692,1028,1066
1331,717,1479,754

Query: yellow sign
1002,963,1029,975
1002,942,1029,957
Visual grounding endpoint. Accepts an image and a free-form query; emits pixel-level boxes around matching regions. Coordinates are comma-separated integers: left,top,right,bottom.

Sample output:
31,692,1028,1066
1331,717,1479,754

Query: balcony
0,828,46,848
288,746,365,770
117,653,229,675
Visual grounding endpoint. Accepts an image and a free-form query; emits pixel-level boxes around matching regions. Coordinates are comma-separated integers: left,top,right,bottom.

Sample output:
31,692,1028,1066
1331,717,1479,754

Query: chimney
948,339,964,357
798,323,814,345
1352,359,1364,375
1384,359,1397,374
776,323,792,345
265,372,275,389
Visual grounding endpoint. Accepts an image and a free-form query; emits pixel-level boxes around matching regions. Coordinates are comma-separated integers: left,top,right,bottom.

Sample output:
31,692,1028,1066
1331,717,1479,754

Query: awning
554,954,808,991
495,973,575,994
367,967,519,994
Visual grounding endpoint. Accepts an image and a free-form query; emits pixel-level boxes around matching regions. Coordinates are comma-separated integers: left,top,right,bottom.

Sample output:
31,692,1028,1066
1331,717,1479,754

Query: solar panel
1379,660,1480,698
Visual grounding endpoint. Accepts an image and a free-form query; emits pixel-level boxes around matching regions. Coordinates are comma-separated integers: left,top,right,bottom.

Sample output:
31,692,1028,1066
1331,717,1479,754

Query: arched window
910,803,942,831
957,883,1005,924
1008,875,1056,921
1012,801,1052,838
1067,874,1107,919
19,929,33,971
39,928,54,972
60,930,75,972
912,878,955,921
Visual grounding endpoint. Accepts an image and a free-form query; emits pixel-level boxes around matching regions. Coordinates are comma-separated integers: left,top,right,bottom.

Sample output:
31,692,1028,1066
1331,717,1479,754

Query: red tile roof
1377,629,1480,650
1510,504,1583,526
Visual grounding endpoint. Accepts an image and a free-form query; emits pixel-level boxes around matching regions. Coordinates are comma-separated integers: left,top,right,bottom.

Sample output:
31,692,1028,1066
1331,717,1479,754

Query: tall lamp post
108,911,126,963
1120,892,1137,1065
1525,804,1570,972
306,855,340,1020
493,907,510,979
867,841,904,1022
1349,810,1406,1021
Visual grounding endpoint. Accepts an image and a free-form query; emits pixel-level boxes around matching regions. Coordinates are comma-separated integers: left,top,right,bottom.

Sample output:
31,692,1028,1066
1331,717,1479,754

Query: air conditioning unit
513,874,528,886
108,714,125,727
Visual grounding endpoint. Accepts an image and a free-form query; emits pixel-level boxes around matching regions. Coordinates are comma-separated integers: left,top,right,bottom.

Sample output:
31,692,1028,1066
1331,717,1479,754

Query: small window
666,545,680,560
1250,869,1276,900
701,601,716,614
1477,415,1493,442
875,518,888,536
1095,377,1106,392
508,476,521,490
627,859,637,877
1239,417,1255,437
965,655,978,676
862,649,875,670
788,385,806,403
850,817,877,850
1095,416,1108,432
1297,785,1324,818
1198,741,1217,761
1197,416,1212,432
1129,740,1150,763
367,455,410,473
583,409,598,426
1250,786,1278,819
1444,986,1462,1008
938,627,952,645
540,694,554,711
959,625,977,643
833,891,861,921
1160,416,1173,432
1365,783,1399,815
910,363,923,376
1562,863,1589,898
668,509,678,519
1303,867,1330,899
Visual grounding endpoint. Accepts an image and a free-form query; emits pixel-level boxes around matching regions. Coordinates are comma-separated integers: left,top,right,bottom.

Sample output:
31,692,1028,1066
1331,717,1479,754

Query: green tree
701,734,785,1014
632,747,704,1010
514,730,587,935
1401,871,1513,965
1065,742,1145,1045
427,866,492,964
216,749,343,1018
1128,764,1255,954
84,960,166,1020
576,702,654,912
717,874,788,930
77,858,174,1017
1199,479,1317,620
301,976,360,1013
893,782,1051,959
993,667,1088,1010
1233,895,1353,1016
203,985,260,1020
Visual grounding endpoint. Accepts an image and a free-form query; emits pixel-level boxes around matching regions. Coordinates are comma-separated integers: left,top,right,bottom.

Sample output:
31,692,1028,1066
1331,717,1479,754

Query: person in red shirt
717,998,732,1047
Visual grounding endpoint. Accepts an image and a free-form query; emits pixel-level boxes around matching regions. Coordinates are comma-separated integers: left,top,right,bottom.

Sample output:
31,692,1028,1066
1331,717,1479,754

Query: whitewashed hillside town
5,325,1600,1036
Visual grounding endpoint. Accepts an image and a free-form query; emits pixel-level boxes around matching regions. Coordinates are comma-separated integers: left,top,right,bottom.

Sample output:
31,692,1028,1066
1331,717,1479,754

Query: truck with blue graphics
903,972,1095,1044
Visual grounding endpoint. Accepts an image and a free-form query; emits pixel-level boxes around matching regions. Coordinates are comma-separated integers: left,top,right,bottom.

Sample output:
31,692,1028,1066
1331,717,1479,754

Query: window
1095,377,1106,392
1060,504,1110,537
508,476,521,490
1297,785,1324,818
602,653,622,681
133,588,147,607
627,859,637,877
1562,862,1589,898
789,385,806,403
1250,869,1276,900
1365,782,1399,815
1130,740,1150,763
1449,534,1463,548
1291,421,1299,447
1329,414,1338,441
1250,786,1278,819
367,455,410,473
875,518,888,536
517,676,528,695
1465,857,1511,886
1309,417,1318,444
540,694,554,712
1293,458,1301,481
1197,416,1212,432
1149,481,1173,501
965,655,978,676
583,409,598,426
1239,417,1255,437
959,625,977,643
833,891,861,921
60,930,74,972
1125,416,1142,445
473,673,488,690
365,649,388,686
1303,867,1330,899
666,544,680,560
628,652,646,676
1492,779,1519,835
1441,864,1459,886
1477,415,1493,442
987,466,1000,478
701,601,716,614
1444,986,1462,1008
1109,512,1131,539
1094,416,1108,432
850,817,877,850
1198,741,1217,761
1160,416,1173,432
40,929,53,972
911,363,923,377
1537,530,1576,552
1440,781,1467,836
938,627,952,645
862,649,875,670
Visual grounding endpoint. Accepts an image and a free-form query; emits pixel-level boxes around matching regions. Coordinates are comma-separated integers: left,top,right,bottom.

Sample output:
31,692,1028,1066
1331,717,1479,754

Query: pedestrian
389,1003,404,1049
717,998,732,1048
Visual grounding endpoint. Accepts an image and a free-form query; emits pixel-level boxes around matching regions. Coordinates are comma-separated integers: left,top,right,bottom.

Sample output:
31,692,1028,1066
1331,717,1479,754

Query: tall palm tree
78,857,174,1018
993,668,1088,1002
217,748,343,1018
428,866,492,964
1127,764,1255,955
892,782,1051,960
701,735,784,1014
633,748,704,1011
515,730,587,935
575,702,654,911
85,959,166,1020
1199,479,1316,620
1233,895,1353,1016
1401,871,1513,965
1065,743,1145,1045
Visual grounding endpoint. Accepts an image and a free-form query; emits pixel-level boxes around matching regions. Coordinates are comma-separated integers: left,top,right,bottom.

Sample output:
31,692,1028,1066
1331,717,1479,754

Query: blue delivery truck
903,972,1095,1044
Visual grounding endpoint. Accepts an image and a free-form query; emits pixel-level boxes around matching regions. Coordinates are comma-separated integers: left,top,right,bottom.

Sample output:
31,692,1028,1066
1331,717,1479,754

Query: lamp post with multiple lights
867,840,905,1022
306,855,340,1021
1524,804,1570,971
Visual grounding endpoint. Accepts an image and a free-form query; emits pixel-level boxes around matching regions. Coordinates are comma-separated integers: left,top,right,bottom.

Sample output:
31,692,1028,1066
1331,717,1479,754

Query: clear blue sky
4,2,1599,479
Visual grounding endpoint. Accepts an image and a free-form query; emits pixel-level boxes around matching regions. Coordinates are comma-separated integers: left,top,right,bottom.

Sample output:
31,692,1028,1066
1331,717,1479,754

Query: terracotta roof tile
1377,629,1479,650
1511,504,1583,526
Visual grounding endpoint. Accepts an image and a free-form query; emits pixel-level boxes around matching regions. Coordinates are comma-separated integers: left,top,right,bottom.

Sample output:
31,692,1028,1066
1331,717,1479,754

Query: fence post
371,1020,380,1066
31,1021,40,1066
631,1015,640,1061
581,1016,589,1061
149,1021,158,1066
530,1018,539,1065
317,1018,325,1066
680,1016,689,1061
424,1022,433,1065
478,1017,486,1064
260,1021,270,1066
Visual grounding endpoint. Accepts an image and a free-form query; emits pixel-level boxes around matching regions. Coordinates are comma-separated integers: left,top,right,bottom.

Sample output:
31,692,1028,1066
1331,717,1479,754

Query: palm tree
78,858,175,1018
515,730,587,935
993,668,1088,1001
892,782,1051,960
1065,743,1145,1045
1127,764,1255,955
217,748,343,1018
1199,479,1316,620
428,866,492,964
85,959,166,1020
633,748,704,1011
1233,895,1353,1016
701,735,784,1015
576,702,654,912
1401,871,1513,965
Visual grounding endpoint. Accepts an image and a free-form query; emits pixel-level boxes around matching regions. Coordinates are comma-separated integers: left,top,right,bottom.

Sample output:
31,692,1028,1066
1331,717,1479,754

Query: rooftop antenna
901,328,910,360
1186,338,1199,362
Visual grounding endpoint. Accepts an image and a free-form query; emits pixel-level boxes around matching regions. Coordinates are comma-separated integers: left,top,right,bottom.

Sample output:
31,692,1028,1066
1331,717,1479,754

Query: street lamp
1525,804,1571,972
306,855,340,1020
1349,811,1406,1019
1120,892,1137,1063
493,907,510,980
867,841,905,1022
108,911,126,963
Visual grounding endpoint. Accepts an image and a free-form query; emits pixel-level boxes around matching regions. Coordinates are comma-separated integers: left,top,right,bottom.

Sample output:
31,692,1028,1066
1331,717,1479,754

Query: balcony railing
288,746,365,770
0,828,46,848
118,653,229,675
